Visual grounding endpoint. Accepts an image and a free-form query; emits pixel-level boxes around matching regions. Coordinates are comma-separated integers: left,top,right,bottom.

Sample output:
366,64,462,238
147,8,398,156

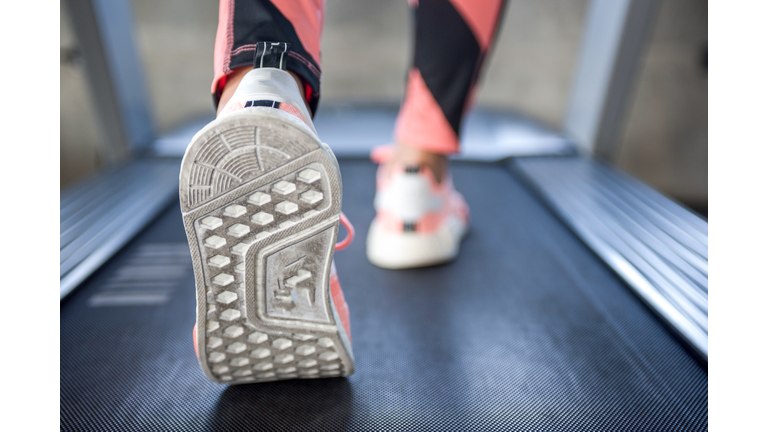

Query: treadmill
61,1,707,430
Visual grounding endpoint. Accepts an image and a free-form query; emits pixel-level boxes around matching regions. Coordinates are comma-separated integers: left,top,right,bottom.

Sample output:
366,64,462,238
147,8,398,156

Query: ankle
386,143,449,183
217,66,308,116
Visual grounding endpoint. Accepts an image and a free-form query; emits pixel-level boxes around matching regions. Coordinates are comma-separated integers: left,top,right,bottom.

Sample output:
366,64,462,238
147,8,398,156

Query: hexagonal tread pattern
272,338,292,350
206,321,220,332
274,201,298,215
251,348,270,359
230,242,250,256
297,168,321,183
226,342,247,354
272,181,296,195
251,212,274,226
223,325,243,338
279,220,296,229
247,192,271,206
300,190,323,204
219,309,241,321
223,204,247,218
192,164,350,383
216,291,238,304
212,273,234,286
295,345,316,356
208,255,230,268
229,357,249,367
226,223,250,238
207,337,222,349
200,216,222,230
248,332,268,344
205,235,226,249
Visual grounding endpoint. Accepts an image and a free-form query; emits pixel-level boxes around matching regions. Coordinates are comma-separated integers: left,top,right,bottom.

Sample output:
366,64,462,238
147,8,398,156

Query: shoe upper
219,68,316,134
373,161,469,235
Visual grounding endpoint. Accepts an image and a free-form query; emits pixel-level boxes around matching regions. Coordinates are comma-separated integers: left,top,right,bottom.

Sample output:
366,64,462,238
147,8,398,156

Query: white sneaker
181,68,354,384
366,150,469,269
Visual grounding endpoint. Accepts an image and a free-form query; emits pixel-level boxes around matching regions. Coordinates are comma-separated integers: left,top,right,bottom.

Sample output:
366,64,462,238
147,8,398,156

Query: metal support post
564,0,660,160
64,0,155,162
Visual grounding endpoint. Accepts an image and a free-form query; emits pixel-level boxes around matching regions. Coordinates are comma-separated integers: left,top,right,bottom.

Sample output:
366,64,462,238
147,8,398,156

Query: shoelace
334,211,355,251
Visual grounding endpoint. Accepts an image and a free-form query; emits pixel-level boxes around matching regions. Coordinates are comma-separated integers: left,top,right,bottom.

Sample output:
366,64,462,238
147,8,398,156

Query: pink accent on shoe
373,208,405,233
278,101,302,118
375,157,394,191
329,263,351,342
220,100,246,115
367,159,469,269
373,163,469,235
370,145,395,164
193,323,199,358
335,212,355,251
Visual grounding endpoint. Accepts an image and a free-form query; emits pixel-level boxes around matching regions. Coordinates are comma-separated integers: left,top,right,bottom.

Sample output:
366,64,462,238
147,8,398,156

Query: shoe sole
180,109,354,384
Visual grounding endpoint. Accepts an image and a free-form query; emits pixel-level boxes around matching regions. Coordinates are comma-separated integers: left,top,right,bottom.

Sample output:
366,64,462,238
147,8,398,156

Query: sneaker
181,67,354,384
366,148,469,269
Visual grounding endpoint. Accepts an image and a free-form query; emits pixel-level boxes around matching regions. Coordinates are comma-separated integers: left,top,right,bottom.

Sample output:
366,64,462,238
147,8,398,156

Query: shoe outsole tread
180,109,354,384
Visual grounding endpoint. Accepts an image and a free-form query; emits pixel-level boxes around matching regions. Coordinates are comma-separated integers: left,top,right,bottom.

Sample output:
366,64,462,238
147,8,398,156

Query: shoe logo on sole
274,256,317,310
264,227,335,324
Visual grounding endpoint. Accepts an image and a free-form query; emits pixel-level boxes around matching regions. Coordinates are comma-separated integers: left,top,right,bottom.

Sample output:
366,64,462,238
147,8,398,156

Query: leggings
213,0,507,154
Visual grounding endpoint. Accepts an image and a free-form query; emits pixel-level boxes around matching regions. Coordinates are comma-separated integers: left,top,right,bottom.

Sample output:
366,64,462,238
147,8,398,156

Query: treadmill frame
60,0,706,361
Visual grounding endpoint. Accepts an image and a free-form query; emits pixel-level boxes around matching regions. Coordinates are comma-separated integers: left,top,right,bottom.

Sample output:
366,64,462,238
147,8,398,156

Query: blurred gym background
60,3,710,425
60,0,707,214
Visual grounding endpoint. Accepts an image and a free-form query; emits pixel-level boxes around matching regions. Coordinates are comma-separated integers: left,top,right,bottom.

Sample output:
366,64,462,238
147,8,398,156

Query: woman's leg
390,0,508,181
212,0,325,116
367,0,508,269
188,0,357,385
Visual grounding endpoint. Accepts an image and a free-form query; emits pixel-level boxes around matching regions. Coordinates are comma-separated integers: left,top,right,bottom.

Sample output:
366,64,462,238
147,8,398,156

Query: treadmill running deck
60,160,707,431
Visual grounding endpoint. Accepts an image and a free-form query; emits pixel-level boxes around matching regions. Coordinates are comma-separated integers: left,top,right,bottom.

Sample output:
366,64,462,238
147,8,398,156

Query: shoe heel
181,110,353,384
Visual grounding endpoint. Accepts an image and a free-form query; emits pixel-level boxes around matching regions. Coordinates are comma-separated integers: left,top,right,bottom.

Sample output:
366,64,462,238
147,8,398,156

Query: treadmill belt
60,160,707,431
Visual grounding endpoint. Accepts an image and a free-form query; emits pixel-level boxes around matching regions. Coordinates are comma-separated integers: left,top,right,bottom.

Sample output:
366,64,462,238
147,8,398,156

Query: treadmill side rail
60,158,180,299
512,156,708,362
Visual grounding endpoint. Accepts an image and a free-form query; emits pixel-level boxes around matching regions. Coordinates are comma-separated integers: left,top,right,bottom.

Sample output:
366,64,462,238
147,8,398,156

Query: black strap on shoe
253,42,292,70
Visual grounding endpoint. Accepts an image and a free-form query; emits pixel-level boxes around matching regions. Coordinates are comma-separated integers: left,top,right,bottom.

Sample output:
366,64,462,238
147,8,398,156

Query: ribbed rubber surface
60,160,707,431
513,157,708,360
